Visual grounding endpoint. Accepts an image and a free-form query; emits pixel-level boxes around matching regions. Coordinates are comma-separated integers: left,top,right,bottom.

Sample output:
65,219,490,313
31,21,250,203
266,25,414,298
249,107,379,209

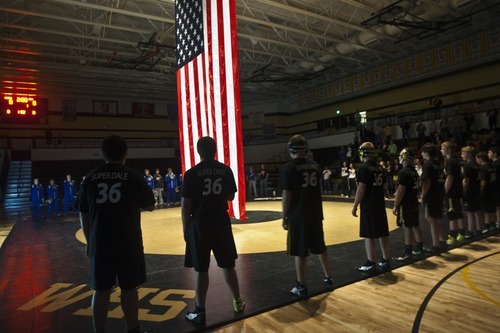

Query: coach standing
79,135,155,333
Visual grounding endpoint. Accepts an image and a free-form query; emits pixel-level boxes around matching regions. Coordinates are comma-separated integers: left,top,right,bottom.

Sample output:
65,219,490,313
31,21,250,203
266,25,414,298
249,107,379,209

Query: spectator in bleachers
31,178,44,218
429,118,439,139
341,161,349,197
432,131,443,146
387,140,398,163
464,111,475,140
46,179,60,217
487,108,498,130
63,174,77,214
346,144,353,163
416,121,426,149
347,163,357,198
486,130,498,148
247,166,257,198
400,121,410,146
439,117,449,140
144,169,154,190
469,133,485,153
322,166,332,194
414,158,423,177
165,168,178,207
259,164,268,197
153,168,164,207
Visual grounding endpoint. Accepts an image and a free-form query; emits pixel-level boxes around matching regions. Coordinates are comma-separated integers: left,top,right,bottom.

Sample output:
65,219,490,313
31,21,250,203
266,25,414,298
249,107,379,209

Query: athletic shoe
489,223,497,231
446,235,457,245
464,232,474,240
424,246,442,254
456,233,466,242
395,253,412,262
496,222,500,229
290,283,308,296
482,227,489,234
357,260,376,272
378,259,391,271
323,276,334,287
185,307,206,325
412,249,424,256
233,296,245,313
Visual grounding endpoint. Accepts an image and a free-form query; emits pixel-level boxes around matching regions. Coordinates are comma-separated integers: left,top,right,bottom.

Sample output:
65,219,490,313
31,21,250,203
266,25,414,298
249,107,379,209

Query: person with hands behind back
352,142,391,273
181,136,245,326
279,135,333,297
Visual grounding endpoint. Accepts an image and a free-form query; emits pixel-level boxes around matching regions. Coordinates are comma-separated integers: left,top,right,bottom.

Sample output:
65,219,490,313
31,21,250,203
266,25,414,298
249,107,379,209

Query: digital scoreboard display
1,95,48,123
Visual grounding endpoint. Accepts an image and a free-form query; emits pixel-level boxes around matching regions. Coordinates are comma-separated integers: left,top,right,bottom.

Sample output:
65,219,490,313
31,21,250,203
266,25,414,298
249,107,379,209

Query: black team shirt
422,159,445,203
279,157,323,224
463,161,480,196
445,156,463,199
181,159,237,220
79,163,156,256
398,164,419,209
357,160,386,209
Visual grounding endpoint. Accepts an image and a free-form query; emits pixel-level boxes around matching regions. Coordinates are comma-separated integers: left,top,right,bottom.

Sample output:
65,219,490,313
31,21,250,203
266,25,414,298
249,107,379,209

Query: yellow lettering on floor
142,289,195,322
17,283,93,312
73,287,160,318
18,283,196,322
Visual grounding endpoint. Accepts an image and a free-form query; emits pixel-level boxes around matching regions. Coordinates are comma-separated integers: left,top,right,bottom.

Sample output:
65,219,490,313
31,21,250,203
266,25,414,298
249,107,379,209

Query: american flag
175,0,246,220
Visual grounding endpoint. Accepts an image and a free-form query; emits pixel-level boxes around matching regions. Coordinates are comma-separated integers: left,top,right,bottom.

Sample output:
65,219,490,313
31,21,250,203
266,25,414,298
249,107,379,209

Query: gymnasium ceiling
1,0,499,107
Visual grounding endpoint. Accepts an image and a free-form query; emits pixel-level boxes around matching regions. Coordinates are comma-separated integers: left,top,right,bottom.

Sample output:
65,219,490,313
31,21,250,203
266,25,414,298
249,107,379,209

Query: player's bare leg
222,268,245,312
294,256,307,286
121,288,139,331
467,212,476,234
318,251,332,280
403,226,414,247
427,217,443,247
194,271,209,309
222,268,241,300
379,236,390,260
92,289,111,333
365,238,377,262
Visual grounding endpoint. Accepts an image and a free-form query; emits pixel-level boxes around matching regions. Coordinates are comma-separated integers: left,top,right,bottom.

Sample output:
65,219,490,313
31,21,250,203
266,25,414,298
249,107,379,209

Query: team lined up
353,141,499,273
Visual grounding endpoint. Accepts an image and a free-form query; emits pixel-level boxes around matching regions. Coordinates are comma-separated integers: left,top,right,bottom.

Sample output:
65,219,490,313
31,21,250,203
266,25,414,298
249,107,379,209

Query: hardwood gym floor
215,236,500,333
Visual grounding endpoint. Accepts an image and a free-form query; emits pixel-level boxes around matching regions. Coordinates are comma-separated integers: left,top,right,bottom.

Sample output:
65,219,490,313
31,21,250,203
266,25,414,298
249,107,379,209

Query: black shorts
287,218,326,257
184,215,238,272
481,192,496,213
424,199,443,219
445,197,464,220
465,192,481,212
360,205,389,238
397,205,419,228
91,253,146,291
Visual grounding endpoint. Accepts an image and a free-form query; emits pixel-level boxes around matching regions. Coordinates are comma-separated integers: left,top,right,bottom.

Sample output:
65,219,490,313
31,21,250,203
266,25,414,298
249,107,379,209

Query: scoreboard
1,95,48,123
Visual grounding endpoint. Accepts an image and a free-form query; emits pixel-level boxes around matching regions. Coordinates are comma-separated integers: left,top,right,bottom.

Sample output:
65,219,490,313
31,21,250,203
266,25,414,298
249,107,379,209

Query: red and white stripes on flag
176,0,246,220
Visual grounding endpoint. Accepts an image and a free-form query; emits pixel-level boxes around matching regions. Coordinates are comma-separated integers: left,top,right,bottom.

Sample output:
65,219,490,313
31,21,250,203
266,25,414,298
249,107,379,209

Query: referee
182,136,245,326
279,135,333,297
79,135,155,333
